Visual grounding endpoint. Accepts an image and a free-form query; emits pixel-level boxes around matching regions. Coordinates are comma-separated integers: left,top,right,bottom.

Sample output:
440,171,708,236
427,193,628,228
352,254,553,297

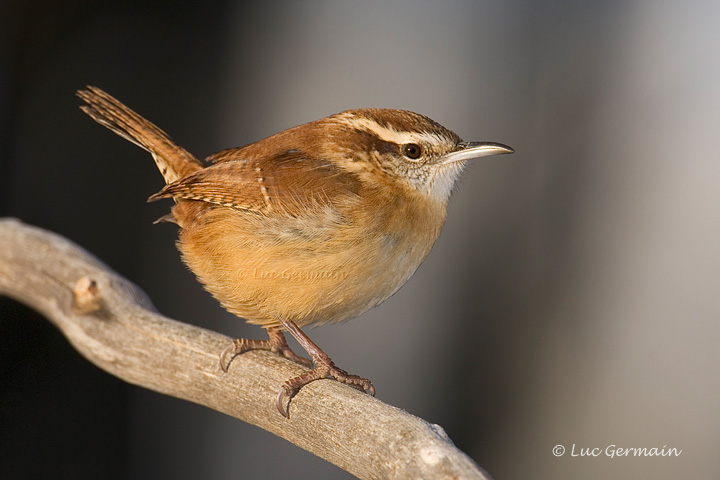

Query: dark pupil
403,143,422,159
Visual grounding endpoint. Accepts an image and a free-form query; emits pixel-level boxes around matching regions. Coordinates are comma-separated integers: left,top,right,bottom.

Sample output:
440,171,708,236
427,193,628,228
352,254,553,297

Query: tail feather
77,86,203,184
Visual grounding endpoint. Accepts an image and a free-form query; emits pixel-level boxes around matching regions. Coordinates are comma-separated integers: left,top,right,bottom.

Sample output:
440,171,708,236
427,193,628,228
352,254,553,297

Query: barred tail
77,86,203,184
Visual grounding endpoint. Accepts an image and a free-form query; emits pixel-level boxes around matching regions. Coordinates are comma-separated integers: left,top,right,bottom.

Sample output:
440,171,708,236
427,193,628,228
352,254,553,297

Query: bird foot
220,321,374,418
219,328,312,371
276,354,375,418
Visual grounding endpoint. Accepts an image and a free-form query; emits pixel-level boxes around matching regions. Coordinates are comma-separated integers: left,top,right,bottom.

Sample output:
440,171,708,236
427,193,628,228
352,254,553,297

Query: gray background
2,1,719,479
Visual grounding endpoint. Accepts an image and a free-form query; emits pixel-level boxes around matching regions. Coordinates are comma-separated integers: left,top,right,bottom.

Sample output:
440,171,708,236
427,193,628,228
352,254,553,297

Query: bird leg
276,318,375,418
219,327,312,371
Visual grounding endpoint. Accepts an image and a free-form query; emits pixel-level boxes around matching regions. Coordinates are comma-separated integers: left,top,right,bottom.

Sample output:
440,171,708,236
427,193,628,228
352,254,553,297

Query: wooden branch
0,218,493,480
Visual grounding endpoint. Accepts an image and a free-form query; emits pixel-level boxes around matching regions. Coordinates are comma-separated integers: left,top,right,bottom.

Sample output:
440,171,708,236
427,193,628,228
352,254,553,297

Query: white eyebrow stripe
341,115,450,149
345,117,418,144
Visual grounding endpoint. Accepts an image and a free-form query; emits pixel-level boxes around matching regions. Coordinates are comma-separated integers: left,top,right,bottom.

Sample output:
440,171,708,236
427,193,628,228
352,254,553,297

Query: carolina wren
77,86,513,416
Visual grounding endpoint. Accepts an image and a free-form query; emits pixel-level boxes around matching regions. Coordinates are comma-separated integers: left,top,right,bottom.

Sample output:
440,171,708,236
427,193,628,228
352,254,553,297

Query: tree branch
0,218,492,480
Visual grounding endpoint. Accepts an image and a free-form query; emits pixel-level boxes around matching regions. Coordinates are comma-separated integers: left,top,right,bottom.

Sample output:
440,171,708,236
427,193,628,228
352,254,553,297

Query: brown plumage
78,86,513,416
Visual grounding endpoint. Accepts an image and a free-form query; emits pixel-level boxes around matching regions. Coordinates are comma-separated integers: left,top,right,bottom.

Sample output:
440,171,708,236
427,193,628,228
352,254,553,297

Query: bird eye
402,143,422,159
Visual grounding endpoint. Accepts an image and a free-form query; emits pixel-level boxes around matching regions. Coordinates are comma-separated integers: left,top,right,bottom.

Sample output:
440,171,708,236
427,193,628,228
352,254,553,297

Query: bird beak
440,141,515,165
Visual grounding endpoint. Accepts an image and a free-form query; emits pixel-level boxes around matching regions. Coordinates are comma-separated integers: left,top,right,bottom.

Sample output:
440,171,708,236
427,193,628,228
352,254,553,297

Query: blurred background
2,1,719,478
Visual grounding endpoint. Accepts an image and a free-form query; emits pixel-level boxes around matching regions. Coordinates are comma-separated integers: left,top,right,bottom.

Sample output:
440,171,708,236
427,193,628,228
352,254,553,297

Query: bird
77,86,513,416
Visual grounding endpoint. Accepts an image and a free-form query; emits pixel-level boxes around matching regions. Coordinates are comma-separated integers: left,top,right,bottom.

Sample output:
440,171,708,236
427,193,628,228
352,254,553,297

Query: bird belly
174,201,441,329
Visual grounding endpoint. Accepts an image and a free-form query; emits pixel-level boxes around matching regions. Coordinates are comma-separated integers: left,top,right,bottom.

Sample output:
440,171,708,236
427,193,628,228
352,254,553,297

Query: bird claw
219,323,374,418
219,342,238,372
276,384,297,418
276,364,375,418
219,330,312,372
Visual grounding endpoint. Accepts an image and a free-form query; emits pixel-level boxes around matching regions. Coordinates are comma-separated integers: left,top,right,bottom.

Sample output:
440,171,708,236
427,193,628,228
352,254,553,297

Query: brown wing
148,149,361,216
205,147,247,164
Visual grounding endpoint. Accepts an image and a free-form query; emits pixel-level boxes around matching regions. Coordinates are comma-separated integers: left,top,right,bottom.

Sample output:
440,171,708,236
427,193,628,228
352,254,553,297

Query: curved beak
440,141,514,165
